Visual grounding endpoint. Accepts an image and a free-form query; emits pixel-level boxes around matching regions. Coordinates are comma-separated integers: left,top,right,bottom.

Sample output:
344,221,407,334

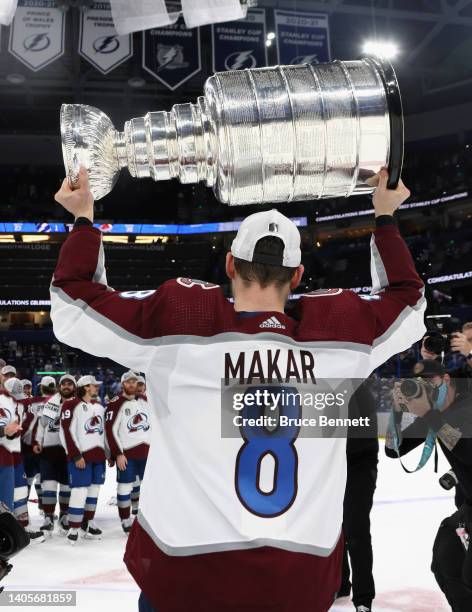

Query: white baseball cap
121,371,138,383
21,379,32,388
136,375,145,384
231,209,301,267
40,375,56,387
4,377,24,400
77,375,103,388
60,374,76,386
1,365,17,376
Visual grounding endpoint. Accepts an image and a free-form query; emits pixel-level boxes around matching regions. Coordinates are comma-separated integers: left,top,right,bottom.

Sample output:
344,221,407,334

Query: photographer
421,319,472,373
386,360,472,610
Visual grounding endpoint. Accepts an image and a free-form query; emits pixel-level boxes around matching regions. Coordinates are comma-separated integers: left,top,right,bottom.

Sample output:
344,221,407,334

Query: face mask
433,381,448,409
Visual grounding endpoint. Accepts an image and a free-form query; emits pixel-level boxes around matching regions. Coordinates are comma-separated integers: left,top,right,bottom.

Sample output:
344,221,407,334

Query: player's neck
233,285,287,314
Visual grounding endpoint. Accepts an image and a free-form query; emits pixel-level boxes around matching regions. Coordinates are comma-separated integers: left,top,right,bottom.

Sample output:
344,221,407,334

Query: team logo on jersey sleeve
119,290,156,300
127,412,150,432
176,277,219,289
84,415,104,435
302,288,343,297
0,406,13,425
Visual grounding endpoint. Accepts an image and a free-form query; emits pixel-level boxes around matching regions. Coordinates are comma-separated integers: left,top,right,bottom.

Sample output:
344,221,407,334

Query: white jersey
50,219,426,607
35,392,63,449
105,394,151,459
21,396,48,447
0,392,20,461
60,397,106,462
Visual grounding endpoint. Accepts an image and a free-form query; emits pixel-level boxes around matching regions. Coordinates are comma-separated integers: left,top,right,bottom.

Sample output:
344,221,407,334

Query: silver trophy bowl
61,57,403,205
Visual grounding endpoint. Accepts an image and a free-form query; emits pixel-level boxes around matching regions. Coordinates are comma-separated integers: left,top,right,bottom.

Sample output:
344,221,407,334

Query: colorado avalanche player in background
105,371,151,533
51,168,426,612
33,374,77,535
60,375,105,545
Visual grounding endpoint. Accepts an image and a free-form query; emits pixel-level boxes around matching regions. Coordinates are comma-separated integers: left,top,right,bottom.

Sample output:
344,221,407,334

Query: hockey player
136,376,146,395
33,374,77,535
131,374,148,514
21,380,33,398
52,168,426,612
3,378,45,543
0,385,22,511
1,365,17,384
105,371,150,533
60,375,106,545
21,376,56,512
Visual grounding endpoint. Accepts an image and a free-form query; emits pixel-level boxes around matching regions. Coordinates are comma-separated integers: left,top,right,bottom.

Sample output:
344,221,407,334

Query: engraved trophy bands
60,57,403,205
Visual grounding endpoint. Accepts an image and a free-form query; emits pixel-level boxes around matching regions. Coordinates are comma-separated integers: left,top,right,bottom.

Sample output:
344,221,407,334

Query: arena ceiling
0,0,472,166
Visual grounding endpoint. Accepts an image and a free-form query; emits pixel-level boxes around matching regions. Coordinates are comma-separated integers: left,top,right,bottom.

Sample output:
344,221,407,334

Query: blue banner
275,10,330,66
142,16,201,91
212,8,267,72
0,218,308,235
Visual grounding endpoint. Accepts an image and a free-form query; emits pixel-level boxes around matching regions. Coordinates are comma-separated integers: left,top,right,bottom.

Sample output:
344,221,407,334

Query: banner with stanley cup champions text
212,8,267,73
142,16,201,91
274,9,330,66
8,0,65,71
79,1,133,75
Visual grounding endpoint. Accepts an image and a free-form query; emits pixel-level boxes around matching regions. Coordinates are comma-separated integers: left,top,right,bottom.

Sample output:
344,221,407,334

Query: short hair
233,236,298,289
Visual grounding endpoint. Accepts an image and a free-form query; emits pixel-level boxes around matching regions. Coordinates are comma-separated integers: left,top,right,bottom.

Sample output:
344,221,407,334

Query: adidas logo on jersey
259,317,286,330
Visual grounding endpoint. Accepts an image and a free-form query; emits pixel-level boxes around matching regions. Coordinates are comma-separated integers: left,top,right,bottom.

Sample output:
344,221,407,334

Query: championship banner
142,16,201,91
8,0,65,71
211,8,267,72
274,10,330,66
79,1,132,75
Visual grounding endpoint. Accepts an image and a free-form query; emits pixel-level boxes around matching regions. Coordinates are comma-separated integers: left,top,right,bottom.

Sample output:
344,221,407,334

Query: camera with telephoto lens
439,470,459,491
0,504,30,592
397,378,434,412
423,315,462,355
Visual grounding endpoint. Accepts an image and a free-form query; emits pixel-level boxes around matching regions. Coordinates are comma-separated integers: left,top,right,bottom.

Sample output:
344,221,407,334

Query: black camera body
423,315,462,355
0,506,30,589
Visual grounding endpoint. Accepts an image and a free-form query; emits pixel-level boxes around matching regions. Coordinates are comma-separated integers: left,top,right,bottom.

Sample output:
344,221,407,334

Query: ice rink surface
5,443,453,612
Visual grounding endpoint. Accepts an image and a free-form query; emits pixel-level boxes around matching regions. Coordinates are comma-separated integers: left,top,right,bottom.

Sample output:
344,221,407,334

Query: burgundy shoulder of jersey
156,277,232,336
106,395,127,411
136,393,147,402
61,397,81,413
296,288,376,343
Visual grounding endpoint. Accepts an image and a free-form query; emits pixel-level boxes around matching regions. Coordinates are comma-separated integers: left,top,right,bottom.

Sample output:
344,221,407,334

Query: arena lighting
267,32,275,40
266,39,272,47
6,73,26,85
362,40,399,60
0,234,15,242
21,235,50,242
128,76,146,89
102,235,129,243
36,371,65,375
135,235,169,243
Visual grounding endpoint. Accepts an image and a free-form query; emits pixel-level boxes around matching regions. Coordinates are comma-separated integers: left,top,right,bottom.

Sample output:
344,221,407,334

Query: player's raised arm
50,168,167,372
361,170,426,369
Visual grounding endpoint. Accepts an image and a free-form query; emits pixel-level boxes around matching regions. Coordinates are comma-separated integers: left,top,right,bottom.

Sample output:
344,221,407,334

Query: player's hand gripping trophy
59,57,404,207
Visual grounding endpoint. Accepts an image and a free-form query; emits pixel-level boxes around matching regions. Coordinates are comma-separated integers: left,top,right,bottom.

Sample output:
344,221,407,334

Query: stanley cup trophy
60,57,403,206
